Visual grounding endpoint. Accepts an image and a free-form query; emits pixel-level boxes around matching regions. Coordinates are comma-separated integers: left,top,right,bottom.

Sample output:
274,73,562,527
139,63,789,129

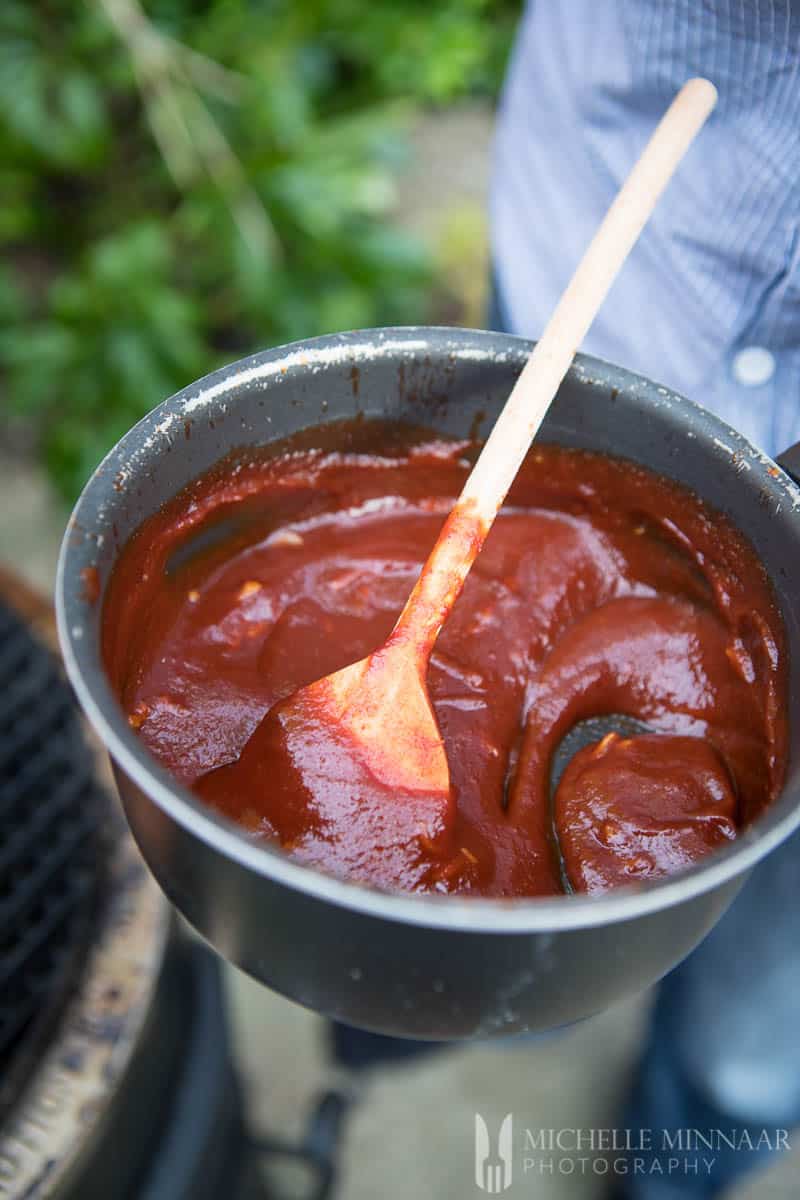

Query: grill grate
0,599,104,1119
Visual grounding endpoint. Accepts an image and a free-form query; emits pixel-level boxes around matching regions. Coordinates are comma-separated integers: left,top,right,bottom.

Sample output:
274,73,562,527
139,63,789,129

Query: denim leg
621,826,800,1199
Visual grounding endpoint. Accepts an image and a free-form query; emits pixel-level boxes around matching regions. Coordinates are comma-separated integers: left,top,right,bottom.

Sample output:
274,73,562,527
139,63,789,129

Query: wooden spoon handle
461,76,718,521
392,78,717,658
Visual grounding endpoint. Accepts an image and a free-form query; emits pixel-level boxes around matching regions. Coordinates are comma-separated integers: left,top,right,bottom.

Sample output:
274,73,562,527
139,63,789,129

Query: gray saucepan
56,328,800,1039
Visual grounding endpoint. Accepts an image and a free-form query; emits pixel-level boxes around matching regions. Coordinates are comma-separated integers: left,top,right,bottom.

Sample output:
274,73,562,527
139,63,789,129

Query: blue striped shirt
491,0,800,457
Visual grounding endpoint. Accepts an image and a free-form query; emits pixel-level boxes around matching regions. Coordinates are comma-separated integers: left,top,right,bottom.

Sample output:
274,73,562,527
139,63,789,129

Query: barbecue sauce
103,422,787,896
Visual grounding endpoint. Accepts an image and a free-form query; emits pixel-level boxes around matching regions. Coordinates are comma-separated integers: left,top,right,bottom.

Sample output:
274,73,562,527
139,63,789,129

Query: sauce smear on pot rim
103,421,788,896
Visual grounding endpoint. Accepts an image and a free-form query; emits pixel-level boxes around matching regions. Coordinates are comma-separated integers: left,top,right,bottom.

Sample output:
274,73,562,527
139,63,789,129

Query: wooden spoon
200,79,718,883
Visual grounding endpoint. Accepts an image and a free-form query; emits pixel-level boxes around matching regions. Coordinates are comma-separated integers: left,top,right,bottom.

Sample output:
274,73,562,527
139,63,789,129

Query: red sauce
103,421,788,896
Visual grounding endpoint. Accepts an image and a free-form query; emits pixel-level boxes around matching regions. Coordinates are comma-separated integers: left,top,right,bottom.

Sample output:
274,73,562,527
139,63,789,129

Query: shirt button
732,346,775,387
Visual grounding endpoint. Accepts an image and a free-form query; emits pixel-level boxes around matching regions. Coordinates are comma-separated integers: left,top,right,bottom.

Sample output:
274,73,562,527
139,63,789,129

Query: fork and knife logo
475,1112,513,1192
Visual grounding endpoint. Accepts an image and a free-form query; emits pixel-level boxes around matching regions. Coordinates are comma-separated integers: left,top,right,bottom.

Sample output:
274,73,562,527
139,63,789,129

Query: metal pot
56,328,800,1040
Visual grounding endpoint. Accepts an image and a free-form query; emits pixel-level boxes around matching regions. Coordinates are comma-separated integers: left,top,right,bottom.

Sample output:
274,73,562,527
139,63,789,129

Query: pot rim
56,326,800,934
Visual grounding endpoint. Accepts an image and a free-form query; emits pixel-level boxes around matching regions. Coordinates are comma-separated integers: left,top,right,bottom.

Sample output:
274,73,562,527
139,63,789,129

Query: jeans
620,826,800,1199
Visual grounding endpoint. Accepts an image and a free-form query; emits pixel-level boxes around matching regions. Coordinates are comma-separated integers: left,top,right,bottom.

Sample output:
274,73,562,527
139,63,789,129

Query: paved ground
1,104,798,1200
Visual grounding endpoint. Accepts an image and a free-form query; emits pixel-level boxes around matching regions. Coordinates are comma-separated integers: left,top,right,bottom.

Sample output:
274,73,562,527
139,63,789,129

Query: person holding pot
331,3,800,1197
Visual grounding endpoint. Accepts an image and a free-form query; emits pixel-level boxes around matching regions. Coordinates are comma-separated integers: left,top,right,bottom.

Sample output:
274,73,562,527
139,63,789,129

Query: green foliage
0,0,518,501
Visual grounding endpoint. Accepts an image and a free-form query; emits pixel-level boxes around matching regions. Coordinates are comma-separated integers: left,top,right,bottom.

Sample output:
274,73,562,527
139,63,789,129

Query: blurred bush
0,0,518,500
